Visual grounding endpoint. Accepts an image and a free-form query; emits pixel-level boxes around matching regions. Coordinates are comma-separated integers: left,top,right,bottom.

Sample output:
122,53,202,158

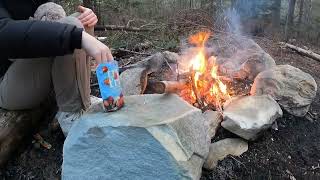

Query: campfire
179,32,231,112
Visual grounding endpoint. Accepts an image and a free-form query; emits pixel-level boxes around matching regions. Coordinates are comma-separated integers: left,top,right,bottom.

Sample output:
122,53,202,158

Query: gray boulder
218,47,276,81
209,35,276,81
251,65,317,117
222,95,283,141
120,51,180,95
62,94,214,180
120,67,147,95
126,51,179,73
204,138,248,170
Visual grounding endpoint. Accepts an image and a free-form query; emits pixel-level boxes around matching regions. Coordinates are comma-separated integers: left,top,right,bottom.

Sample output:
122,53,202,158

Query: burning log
190,69,206,110
177,32,232,113
146,81,188,94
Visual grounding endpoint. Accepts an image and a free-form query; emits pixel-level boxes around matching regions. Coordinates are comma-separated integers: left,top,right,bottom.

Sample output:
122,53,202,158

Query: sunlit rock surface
222,95,283,141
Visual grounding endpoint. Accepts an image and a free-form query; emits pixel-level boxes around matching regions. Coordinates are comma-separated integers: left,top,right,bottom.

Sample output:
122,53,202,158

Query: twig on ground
113,48,151,56
126,19,135,28
164,58,174,73
121,58,133,67
95,25,151,32
312,164,320,170
230,156,248,170
90,83,99,87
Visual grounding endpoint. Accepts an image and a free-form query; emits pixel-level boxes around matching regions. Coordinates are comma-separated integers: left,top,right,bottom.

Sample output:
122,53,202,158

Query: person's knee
32,2,84,29
58,16,84,29
33,2,66,21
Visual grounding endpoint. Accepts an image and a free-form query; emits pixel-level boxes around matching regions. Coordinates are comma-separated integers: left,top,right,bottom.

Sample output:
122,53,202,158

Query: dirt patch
1,38,320,180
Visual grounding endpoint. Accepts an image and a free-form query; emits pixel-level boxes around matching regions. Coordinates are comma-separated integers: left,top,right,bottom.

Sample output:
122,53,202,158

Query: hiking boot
55,96,102,136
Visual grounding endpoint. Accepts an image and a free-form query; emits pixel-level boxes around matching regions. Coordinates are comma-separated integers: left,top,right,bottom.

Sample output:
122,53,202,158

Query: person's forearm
0,18,83,59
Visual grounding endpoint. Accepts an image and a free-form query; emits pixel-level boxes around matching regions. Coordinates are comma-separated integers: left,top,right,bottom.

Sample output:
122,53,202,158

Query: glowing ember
180,32,231,112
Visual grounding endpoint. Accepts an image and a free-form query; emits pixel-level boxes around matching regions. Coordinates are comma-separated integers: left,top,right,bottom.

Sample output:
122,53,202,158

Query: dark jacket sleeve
0,1,83,59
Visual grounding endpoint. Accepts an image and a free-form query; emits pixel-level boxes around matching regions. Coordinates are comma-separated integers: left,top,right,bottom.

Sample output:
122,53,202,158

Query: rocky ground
0,37,320,180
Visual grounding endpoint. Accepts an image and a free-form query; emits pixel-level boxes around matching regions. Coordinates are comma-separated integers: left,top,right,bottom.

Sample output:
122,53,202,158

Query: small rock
222,95,283,141
251,65,317,117
202,111,222,139
120,67,147,95
204,138,248,170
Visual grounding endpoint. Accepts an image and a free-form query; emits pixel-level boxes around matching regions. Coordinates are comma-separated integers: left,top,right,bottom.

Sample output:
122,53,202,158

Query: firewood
146,81,188,94
0,107,49,167
280,42,320,62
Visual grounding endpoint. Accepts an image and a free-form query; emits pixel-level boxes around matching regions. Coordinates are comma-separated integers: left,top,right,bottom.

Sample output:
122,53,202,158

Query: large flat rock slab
62,94,212,180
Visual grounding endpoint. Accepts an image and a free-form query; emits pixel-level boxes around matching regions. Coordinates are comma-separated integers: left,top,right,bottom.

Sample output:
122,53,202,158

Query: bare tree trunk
302,0,312,25
285,0,297,40
211,0,215,18
271,0,281,33
83,0,94,10
302,0,312,39
231,0,236,9
95,0,102,25
297,0,305,38
288,0,297,25
298,0,304,25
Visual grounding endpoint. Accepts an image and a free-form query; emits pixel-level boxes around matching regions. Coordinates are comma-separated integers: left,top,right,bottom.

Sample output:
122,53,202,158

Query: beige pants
0,17,91,112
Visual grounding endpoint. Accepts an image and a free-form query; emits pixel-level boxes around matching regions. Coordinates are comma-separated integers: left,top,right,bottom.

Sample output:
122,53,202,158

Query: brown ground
1,38,320,180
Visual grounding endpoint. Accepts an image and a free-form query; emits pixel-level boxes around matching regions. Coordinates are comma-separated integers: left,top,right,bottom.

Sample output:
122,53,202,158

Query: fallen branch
280,42,320,62
97,37,107,42
114,48,151,56
0,106,50,167
95,25,151,32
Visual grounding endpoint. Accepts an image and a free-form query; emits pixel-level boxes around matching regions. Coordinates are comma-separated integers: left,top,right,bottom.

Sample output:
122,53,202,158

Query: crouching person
0,1,113,136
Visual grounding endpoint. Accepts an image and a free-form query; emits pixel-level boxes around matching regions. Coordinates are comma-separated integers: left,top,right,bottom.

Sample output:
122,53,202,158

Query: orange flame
181,32,231,112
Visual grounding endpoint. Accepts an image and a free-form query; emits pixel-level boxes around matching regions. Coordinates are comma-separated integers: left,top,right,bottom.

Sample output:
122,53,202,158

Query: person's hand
77,5,98,27
81,31,113,64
